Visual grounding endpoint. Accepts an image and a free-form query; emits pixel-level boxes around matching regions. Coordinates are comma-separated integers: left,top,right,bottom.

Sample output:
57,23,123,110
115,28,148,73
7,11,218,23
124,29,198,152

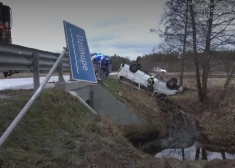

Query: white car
117,63,183,96
153,67,167,74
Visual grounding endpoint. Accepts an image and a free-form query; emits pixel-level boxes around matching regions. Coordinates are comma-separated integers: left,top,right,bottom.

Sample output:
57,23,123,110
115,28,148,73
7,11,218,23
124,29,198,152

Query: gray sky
3,0,165,60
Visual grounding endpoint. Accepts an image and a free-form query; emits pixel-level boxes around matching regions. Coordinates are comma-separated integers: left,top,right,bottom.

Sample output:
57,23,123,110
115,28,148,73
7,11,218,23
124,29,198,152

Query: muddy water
136,99,235,162
142,100,201,155
155,144,235,161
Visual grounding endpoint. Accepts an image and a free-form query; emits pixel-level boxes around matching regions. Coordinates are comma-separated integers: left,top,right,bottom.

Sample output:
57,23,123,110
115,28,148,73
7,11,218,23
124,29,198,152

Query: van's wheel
170,77,177,84
119,76,124,82
137,63,142,70
166,78,178,90
129,64,139,73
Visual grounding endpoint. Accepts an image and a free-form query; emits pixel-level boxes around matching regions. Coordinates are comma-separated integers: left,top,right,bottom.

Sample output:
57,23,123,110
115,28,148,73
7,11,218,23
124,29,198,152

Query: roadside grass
0,88,206,168
169,78,235,148
101,78,167,137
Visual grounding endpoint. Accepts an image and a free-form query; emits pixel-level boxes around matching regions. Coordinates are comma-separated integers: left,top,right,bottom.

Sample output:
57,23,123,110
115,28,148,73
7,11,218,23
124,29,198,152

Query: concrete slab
55,81,146,125
91,85,146,125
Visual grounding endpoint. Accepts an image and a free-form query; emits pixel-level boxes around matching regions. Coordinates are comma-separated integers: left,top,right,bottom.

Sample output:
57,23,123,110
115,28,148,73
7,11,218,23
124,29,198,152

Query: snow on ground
155,145,235,161
0,75,70,91
0,72,118,91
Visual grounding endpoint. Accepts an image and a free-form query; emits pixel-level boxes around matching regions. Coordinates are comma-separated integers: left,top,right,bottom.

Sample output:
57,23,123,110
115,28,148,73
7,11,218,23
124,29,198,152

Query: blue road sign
63,20,97,83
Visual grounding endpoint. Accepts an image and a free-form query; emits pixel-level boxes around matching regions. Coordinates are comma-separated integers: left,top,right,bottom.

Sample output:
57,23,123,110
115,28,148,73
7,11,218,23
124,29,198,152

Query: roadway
0,72,118,91
0,71,231,91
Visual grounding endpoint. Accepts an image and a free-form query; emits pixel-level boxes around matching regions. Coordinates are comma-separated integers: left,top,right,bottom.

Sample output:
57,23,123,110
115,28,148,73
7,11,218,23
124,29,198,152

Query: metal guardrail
0,42,113,89
0,42,70,71
0,42,71,90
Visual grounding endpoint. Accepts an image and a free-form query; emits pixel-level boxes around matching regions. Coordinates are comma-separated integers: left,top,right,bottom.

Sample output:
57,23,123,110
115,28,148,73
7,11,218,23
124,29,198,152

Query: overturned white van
117,63,183,96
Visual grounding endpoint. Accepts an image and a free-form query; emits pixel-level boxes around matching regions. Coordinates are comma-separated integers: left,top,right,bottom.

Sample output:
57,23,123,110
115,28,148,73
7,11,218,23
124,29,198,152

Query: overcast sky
2,0,165,60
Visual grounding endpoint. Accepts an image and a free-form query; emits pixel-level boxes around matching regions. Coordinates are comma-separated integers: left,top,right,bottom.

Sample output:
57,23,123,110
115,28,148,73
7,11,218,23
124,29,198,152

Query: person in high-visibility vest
147,76,155,93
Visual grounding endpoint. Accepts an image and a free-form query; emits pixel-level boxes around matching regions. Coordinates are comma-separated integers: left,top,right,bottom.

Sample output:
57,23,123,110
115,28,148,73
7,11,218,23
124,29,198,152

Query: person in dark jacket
147,76,155,93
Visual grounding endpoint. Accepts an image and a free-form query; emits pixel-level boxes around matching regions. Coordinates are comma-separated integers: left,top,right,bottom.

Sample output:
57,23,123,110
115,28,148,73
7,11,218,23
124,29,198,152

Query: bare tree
188,0,235,102
189,0,203,101
200,0,215,99
221,151,226,160
195,147,200,160
136,56,141,63
180,0,189,86
220,62,235,99
156,0,192,53
152,0,192,85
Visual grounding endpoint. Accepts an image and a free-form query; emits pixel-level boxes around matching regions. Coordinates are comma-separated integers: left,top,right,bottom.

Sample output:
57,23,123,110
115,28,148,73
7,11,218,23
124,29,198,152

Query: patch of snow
155,145,235,161
0,75,70,91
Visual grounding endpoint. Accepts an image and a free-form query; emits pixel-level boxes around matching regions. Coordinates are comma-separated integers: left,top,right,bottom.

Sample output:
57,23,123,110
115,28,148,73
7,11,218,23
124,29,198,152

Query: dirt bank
102,79,201,150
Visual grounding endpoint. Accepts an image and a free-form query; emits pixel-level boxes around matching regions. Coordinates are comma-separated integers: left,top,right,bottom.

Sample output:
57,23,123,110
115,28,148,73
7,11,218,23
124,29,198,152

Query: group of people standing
91,53,110,79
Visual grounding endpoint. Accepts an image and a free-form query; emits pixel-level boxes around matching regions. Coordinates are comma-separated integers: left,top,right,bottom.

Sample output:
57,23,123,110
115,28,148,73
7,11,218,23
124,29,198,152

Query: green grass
0,89,134,167
0,89,93,167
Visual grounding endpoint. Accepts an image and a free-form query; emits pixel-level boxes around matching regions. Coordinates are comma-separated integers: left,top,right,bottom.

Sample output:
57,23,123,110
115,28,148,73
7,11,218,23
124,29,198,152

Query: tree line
137,50,235,72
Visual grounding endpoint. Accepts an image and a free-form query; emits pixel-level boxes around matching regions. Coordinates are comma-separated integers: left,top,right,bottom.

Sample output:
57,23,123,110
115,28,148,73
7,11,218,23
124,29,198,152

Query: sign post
63,20,97,83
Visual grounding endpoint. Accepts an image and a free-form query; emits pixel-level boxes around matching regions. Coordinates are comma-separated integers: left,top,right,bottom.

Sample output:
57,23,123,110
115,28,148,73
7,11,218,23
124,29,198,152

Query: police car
117,63,183,96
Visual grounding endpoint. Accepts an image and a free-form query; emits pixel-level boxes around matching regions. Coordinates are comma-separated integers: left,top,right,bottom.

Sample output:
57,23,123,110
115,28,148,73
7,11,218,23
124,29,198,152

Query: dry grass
102,77,235,149
98,78,235,167
183,78,235,89
169,78,235,148
101,78,167,137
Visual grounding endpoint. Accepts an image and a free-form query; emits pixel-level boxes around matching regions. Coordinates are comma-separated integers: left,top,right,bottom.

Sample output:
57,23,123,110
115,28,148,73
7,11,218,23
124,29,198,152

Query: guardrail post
70,71,73,81
32,52,40,92
68,59,74,81
90,90,94,108
57,59,65,82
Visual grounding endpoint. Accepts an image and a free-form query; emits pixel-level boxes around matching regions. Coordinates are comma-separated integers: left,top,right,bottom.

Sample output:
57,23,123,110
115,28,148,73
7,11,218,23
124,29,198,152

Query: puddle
155,144,235,161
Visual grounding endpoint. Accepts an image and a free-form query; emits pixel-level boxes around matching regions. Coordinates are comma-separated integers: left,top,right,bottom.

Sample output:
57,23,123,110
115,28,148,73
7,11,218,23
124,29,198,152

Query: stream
129,99,235,161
